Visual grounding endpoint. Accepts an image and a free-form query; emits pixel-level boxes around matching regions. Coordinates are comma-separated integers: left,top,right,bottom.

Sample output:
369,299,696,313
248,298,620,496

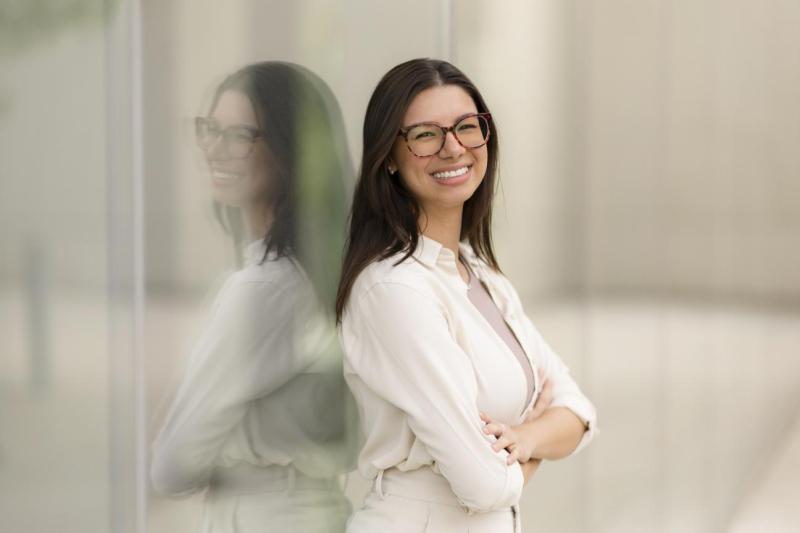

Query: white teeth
431,166,469,179
212,171,241,181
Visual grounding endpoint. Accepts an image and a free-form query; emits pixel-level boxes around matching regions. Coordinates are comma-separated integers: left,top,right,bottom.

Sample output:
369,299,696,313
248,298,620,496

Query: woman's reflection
150,61,356,533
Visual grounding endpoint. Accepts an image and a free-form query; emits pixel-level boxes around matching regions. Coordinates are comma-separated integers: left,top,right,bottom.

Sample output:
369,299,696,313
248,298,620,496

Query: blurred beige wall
580,0,800,303
455,0,800,305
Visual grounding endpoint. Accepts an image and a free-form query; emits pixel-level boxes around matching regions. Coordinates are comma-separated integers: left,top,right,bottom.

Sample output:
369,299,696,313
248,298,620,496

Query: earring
387,162,397,175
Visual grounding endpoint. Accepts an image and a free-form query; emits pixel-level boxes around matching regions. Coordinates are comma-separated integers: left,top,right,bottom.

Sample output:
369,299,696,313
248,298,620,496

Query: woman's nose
206,135,230,160
439,130,465,158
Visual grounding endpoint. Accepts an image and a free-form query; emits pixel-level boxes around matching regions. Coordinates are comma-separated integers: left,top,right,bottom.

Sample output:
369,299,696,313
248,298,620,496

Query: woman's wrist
520,407,587,460
519,419,542,460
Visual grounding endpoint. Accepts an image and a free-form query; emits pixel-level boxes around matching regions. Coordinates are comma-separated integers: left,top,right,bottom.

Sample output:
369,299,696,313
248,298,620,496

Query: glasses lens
454,115,490,148
406,124,444,157
195,117,219,149
225,127,257,158
195,119,257,158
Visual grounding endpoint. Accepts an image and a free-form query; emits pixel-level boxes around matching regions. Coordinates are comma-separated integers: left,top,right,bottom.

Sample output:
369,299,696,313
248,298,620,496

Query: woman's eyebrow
208,118,261,130
403,112,477,129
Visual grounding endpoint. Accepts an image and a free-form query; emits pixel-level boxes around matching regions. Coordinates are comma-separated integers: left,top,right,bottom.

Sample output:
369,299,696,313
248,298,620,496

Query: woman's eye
228,130,254,143
457,123,477,131
414,131,436,140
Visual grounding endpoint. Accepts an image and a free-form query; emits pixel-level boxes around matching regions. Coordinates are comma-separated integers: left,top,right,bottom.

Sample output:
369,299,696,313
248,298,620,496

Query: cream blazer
151,239,355,497
338,234,597,514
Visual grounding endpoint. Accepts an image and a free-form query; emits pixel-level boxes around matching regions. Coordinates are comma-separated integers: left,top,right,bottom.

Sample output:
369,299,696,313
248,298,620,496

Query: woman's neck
241,202,274,243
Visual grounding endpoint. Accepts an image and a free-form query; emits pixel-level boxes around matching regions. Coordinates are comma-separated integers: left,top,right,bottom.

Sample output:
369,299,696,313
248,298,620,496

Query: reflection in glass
149,61,357,533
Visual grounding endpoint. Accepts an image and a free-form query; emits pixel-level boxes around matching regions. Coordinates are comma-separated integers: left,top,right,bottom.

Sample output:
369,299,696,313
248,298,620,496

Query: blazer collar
458,238,482,269
243,238,279,266
412,234,481,269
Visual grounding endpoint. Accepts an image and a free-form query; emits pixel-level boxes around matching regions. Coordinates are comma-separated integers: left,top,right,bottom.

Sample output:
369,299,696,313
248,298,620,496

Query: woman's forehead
403,84,478,126
211,90,259,127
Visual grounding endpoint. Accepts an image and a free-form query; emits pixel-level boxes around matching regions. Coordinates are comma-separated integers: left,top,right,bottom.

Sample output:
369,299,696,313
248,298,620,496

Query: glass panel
3,1,797,532
0,1,121,532
140,2,454,532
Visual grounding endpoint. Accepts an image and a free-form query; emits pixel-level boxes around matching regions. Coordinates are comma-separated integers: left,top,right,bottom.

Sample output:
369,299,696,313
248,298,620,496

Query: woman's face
389,84,489,217
203,90,271,208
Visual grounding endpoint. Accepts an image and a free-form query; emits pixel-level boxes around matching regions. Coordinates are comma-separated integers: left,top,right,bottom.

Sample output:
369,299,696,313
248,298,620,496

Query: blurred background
1,0,798,532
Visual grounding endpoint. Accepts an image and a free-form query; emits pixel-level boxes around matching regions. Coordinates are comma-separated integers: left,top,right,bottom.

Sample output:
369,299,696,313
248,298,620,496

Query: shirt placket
470,260,540,417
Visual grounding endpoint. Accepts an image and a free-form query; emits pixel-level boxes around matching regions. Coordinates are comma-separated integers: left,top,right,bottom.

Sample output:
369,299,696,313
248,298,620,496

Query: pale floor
1,286,798,532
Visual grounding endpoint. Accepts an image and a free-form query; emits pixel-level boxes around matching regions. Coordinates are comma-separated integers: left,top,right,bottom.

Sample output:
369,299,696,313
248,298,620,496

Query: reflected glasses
397,113,492,158
195,117,264,159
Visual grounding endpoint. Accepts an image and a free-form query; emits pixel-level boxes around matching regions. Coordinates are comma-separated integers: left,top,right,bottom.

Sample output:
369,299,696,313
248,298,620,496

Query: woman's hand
524,367,554,422
480,368,553,464
480,413,535,464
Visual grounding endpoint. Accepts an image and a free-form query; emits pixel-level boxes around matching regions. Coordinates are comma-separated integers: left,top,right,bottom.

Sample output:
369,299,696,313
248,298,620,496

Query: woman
335,58,598,532
150,61,357,532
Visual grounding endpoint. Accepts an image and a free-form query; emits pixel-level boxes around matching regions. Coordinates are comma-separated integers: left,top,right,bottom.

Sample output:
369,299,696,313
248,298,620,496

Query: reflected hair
335,58,501,324
208,61,352,313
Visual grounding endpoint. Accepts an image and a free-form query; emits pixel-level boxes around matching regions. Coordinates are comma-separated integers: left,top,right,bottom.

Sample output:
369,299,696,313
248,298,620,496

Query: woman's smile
429,163,473,186
210,168,244,187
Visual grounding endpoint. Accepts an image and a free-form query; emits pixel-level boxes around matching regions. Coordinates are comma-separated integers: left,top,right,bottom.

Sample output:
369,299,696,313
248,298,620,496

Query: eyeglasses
195,116,264,159
397,112,492,158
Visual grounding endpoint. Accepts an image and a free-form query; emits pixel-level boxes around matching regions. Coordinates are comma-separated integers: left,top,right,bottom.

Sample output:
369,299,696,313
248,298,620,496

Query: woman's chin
211,188,247,208
425,177,483,208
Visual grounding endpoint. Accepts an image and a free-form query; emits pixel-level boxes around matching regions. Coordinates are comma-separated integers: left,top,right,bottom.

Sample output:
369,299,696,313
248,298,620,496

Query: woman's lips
211,171,243,186
429,164,472,186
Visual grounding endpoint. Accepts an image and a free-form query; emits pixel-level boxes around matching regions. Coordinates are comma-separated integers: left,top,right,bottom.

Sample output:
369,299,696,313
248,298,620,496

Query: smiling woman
198,90,272,208
336,59,597,533
390,90,490,203
150,62,357,533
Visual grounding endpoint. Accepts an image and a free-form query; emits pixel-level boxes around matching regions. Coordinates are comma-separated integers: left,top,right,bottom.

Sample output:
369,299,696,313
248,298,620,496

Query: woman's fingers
505,443,517,464
492,434,513,452
541,373,554,399
536,368,554,403
483,424,529,463
526,372,555,421
528,395,548,419
481,415,525,461
482,421,505,437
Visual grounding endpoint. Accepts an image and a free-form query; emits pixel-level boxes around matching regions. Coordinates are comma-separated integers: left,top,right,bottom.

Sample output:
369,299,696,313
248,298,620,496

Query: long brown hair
208,61,352,315
335,58,501,323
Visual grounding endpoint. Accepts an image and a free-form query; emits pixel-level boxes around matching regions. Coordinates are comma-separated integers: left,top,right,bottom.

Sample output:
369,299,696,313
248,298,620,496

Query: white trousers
345,467,521,533
201,464,351,533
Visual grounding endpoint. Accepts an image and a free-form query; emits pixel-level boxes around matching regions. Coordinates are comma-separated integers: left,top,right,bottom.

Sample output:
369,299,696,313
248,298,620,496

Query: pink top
460,255,536,407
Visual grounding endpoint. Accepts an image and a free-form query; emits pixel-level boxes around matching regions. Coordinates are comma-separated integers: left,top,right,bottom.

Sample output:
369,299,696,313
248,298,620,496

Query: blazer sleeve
342,281,524,512
500,276,598,456
150,273,320,496
523,315,598,456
